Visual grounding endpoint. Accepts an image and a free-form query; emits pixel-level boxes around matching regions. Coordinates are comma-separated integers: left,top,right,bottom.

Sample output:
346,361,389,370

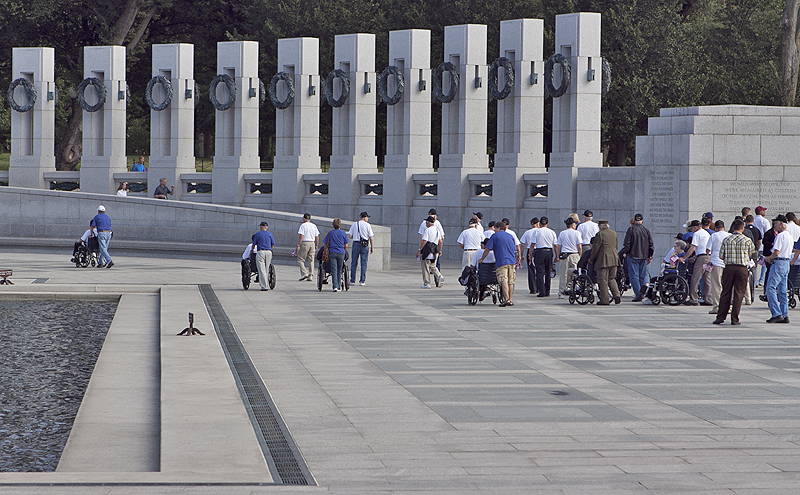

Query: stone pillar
148,44,195,200
212,41,260,205
493,19,545,220
328,33,376,220
9,47,55,190
272,37,321,212
80,46,127,194
548,13,602,219
382,29,432,254
438,24,488,215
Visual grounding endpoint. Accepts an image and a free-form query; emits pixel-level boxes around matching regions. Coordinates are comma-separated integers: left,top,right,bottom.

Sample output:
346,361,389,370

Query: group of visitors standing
250,212,374,292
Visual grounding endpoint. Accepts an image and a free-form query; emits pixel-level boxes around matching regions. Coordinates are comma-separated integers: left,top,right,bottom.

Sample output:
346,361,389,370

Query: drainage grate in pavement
198,285,314,486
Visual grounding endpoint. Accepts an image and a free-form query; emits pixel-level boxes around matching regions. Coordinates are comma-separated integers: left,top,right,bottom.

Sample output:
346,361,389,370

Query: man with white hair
91,205,114,268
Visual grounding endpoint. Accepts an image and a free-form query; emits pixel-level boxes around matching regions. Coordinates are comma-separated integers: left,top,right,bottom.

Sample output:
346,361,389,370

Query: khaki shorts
496,264,515,285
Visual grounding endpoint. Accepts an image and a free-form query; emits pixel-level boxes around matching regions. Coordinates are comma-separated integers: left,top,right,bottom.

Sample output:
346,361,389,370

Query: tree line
0,0,789,170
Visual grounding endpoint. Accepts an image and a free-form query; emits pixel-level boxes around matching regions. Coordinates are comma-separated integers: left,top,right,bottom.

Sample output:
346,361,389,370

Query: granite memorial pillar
438,24,488,219
148,43,195,200
493,19,545,218
79,46,127,194
382,29,432,253
9,47,55,190
212,41,260,205
328,33,377,220
548,13,602,219
272,37,321,212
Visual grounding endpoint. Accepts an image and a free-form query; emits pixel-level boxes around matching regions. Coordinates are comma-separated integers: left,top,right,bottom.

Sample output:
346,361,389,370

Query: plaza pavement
1,250,800,494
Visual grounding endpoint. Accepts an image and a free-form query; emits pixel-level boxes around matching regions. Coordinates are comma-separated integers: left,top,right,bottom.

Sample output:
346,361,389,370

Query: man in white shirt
457,218,485,269
785,212,800,242
555,218,583,299
683,218,712,305
531,217,557,297
296,213,320,282
419,208,445,273
418,216,444,289
765,215,792,323
348,211,375,286
705,220,730,314
576,209,599,282
484,221,496,239
520,218,540,294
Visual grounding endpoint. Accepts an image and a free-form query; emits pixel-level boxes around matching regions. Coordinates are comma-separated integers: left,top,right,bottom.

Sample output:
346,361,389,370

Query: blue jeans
97,231,112,265
628,257,649,295
757,250,766,284
330,252,345,290
767,259,789,318
351,242,369,284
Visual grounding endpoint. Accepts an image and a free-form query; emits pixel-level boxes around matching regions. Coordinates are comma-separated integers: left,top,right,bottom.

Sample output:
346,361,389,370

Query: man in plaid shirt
713,218,756,325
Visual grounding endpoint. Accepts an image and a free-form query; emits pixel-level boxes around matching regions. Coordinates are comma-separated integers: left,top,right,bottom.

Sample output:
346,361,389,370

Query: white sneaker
333,288,339,292
421,284,431,289
359,282,366,286
439,276,445,283
558,294,564,299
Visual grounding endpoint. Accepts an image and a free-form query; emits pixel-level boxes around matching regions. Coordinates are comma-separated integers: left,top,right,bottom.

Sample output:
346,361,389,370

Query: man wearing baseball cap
457,218,485,270
91,205,114,268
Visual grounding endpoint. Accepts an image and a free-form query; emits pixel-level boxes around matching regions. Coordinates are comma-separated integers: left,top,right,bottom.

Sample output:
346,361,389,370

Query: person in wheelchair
71,221,99,267
461,235,513,306
242,241,258,284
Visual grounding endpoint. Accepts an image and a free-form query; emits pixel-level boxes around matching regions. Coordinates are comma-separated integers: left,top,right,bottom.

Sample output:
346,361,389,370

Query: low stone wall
0,187,391,270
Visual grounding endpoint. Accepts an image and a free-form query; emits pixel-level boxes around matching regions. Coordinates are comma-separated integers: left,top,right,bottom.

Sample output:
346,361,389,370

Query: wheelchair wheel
241,261,251,290
660,274,688,306
466,272,479,305
575,275,593,305
467,285,479,306
651,295,661,306
568,292,577,304
342,264,350,291
268,264,276,290
90,257,96,267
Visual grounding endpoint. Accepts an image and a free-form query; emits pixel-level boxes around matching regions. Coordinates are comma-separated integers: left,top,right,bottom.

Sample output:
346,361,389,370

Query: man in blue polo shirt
91,205,114,268
252,222,275,291
480,220,519,307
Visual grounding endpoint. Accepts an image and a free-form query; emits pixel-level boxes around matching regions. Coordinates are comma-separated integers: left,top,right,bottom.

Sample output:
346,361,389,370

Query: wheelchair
241,253,276,290
316,247,350,291
463,263,503,306
642,264,689,306
71,237,100,268
759,277,797,309
568,268,596,305
615,254,632,295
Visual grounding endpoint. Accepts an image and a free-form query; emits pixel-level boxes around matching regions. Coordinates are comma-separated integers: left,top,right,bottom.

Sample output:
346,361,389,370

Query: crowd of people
450,206,798,323
74,200,799,325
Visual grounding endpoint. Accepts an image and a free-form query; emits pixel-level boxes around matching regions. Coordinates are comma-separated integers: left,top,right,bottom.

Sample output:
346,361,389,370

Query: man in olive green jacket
589,220,621,305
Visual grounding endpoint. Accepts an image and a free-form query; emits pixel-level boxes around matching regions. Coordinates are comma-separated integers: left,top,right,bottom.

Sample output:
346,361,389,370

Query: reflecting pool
0,300,117,472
